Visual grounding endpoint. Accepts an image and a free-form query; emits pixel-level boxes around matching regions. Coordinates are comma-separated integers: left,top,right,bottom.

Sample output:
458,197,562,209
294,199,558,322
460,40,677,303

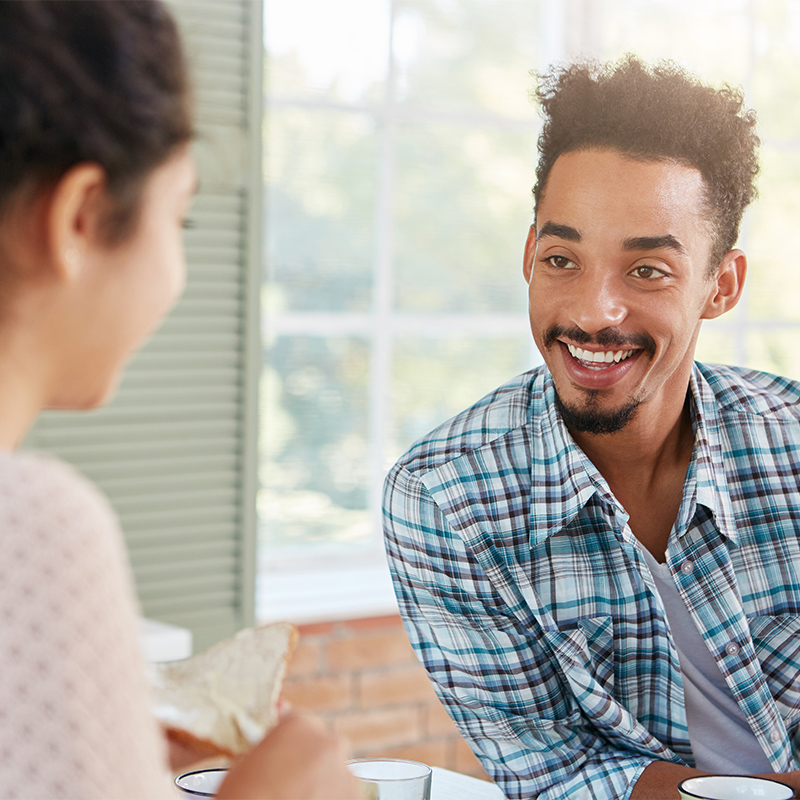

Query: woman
0,2,355,798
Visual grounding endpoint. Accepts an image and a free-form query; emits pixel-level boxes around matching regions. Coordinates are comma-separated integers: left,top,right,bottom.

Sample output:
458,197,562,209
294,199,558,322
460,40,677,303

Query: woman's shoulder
0,454,170,799
0,450,135,663
0,449,109,498
0,450,120,546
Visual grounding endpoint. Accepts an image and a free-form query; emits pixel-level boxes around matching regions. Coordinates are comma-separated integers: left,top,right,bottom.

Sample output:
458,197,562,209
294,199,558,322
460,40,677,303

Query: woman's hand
165,725,229,772
216,709,359,799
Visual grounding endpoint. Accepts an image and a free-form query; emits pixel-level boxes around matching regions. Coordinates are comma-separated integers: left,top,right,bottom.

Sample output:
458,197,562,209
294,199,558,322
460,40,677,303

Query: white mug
678,775,796,800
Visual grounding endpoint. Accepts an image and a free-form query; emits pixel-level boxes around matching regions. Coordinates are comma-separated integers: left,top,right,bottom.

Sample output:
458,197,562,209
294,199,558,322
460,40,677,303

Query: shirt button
771,728,782,743
681,560,694,575
725,642,741,657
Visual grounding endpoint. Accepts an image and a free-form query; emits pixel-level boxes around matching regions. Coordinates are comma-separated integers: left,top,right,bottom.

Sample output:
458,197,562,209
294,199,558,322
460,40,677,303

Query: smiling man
383,57,800,799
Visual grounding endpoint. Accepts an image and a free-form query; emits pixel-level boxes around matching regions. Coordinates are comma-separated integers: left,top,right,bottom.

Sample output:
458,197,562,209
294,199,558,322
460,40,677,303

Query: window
257,0,800,622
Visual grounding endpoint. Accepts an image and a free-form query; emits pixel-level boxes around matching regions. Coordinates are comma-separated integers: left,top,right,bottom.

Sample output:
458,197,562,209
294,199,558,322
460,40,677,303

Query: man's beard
554,388,640,434
544,324,656,435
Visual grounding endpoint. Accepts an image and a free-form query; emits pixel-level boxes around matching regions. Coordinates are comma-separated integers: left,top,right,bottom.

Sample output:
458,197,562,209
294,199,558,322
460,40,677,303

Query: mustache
543,325,656,358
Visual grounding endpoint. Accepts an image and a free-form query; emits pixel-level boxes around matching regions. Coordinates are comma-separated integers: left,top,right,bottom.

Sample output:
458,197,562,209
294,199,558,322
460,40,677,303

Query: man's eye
546,255,576,269
631,265,664,279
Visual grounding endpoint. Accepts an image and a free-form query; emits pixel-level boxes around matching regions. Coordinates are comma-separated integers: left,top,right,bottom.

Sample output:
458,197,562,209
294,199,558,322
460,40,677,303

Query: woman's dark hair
0,0,193,243
533,56,760,270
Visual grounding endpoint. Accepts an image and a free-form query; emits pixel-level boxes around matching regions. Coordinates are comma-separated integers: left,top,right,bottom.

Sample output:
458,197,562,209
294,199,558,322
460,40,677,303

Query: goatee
554,389,640,435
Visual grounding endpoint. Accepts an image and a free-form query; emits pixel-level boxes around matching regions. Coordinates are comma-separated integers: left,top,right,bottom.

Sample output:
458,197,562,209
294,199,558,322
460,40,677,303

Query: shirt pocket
749,614,800,730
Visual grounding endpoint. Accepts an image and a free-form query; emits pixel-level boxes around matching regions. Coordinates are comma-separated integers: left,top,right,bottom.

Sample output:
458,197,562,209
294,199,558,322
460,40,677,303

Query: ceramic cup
346,758,432,800
174,768,228,798
678,775,797,800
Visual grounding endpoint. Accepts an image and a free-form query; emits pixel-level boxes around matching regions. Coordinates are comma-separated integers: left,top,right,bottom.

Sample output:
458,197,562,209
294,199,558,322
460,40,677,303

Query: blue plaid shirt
383,363,800,799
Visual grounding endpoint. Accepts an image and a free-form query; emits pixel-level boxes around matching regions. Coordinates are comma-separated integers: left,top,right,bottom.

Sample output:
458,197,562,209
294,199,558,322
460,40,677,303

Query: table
431,766,505,800
174,763,504,798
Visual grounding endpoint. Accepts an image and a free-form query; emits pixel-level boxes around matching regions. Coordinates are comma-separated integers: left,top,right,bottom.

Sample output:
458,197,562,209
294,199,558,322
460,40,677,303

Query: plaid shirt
383,363,800,799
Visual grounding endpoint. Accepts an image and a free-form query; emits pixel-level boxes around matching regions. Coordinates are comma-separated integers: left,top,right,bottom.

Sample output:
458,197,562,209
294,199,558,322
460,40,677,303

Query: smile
566,344,636,370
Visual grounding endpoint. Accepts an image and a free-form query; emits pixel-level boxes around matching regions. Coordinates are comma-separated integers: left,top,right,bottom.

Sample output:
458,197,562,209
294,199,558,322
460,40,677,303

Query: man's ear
47,163,107,282
702,249,746,320
523,224,537,284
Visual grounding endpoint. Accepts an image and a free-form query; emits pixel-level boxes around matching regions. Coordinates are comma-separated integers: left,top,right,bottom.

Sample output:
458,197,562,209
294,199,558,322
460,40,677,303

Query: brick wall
281,614,490,780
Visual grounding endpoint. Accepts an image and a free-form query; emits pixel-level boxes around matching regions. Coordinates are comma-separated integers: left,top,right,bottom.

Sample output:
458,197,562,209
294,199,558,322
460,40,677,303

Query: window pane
746,329,800,380
394,0,542,118
259,336,371,552
264,109,377,313
696,319,742,365
265,0,390,104
394,123,535,313
750,3,800,142
596,0,750,85
748,148,800,323
391,336,535,460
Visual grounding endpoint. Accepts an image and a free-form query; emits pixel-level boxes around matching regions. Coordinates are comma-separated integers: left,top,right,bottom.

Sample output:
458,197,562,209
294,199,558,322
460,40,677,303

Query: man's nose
567,268,627,334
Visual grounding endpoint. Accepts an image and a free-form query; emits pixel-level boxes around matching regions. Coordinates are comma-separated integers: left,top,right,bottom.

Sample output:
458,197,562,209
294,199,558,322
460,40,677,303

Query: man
383,56,800,799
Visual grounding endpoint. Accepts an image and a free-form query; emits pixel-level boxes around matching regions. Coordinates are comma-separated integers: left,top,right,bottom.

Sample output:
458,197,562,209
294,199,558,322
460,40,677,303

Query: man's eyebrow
536,221,581,242
536,224,687,255
622,234,686,255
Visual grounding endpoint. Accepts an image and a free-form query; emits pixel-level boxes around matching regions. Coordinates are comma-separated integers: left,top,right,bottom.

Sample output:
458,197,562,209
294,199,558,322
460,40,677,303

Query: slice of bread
151,622,298,758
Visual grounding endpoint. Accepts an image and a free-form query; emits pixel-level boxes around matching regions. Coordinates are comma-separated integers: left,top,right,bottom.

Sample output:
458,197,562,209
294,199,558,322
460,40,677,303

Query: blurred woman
0,2,355,797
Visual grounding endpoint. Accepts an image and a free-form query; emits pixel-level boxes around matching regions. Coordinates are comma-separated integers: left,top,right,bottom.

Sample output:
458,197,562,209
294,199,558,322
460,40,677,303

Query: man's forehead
540,148,706,202
535,149,710,246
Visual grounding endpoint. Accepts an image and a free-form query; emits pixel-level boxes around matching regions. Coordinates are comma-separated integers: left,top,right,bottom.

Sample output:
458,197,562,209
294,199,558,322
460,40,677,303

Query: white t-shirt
641,545,772,774
0,451,174,799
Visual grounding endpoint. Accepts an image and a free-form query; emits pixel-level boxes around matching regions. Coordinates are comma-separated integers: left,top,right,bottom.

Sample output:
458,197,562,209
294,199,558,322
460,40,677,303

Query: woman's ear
701,249,747,320
47,163,107,282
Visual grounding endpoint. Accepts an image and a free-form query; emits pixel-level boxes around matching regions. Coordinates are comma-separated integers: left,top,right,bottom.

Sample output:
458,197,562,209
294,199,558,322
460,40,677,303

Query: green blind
23,0,263,652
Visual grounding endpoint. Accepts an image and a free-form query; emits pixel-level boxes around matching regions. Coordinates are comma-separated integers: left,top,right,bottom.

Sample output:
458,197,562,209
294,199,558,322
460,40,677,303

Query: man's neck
568,390,695,561
571,399,692,480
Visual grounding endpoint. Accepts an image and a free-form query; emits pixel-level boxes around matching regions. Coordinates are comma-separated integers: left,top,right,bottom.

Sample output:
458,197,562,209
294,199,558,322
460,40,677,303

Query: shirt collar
688,365,738,543
528,364,737,548
528,370,623,548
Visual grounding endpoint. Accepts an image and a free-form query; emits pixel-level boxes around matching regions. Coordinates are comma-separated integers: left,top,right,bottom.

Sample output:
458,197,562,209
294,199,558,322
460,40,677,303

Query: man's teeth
566,344,635,365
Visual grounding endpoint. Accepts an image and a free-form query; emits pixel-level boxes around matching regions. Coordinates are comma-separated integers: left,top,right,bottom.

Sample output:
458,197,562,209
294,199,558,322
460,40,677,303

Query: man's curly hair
533,55,760,269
